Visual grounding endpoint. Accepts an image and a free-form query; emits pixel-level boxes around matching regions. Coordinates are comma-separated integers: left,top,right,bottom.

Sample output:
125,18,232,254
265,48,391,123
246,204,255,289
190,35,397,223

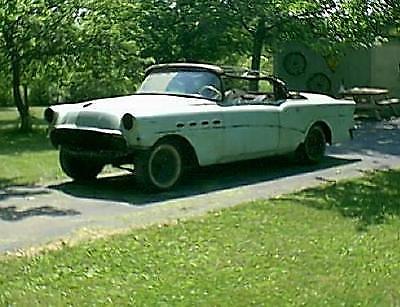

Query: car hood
52,94,221,131
67,94,220,117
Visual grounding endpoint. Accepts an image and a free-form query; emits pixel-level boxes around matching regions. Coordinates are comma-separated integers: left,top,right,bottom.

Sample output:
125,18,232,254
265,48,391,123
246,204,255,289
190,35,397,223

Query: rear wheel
135,141,183,191
60,148,103,181
296,125,326,163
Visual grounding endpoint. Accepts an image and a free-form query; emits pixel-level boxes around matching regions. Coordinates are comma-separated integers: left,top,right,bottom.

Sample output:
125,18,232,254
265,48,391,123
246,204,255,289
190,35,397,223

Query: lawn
0,107,65,188
1,170,399,306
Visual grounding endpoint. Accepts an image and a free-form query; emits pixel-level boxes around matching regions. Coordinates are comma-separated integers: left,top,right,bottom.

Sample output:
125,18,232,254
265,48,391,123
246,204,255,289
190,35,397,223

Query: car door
220,105,280,162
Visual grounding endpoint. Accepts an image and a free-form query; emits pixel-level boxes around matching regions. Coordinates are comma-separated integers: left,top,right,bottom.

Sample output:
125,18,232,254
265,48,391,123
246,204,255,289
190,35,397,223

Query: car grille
50,129,127,151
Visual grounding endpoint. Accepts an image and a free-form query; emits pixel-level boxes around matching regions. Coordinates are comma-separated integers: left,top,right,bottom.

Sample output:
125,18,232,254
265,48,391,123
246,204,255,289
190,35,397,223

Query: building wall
370,41,400,97
274,41,400,98
336,48,371,90
274,42,334,95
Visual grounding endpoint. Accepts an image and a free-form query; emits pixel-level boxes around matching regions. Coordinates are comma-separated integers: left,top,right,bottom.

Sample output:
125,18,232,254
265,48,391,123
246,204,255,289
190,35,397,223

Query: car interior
221,76,289,106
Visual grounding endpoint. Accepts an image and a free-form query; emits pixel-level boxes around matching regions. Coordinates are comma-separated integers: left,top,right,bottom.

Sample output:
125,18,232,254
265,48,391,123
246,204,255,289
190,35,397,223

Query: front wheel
135,142,183,191
296,125,326,164
60,148,103,181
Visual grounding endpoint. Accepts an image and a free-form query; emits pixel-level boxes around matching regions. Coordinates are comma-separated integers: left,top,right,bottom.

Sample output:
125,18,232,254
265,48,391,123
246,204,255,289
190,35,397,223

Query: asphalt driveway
1,118,400,253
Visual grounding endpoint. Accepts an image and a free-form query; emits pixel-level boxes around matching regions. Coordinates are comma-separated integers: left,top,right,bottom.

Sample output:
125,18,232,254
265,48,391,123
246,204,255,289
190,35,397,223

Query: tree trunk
23,84,28,106
11,57,31,132
250,20,266,92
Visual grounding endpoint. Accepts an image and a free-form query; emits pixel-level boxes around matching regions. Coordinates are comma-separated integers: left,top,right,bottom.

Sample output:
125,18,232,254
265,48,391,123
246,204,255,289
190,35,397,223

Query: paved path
1,119,400,253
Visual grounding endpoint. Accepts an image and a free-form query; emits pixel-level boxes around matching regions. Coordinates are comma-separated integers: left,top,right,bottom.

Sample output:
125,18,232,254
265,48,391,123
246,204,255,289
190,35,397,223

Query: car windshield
137,70,222,100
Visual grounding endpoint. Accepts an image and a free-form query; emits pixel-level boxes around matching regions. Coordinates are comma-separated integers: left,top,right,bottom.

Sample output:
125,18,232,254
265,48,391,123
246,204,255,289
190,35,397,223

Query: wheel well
155,135,199,167
311,121,332,144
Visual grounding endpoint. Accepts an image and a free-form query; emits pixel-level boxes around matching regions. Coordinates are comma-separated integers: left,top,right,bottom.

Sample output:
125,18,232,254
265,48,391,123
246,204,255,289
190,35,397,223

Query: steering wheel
198,85,222,100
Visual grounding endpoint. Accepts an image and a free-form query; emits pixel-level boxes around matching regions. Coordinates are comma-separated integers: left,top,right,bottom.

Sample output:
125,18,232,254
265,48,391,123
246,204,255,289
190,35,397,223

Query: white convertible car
44,63,355,190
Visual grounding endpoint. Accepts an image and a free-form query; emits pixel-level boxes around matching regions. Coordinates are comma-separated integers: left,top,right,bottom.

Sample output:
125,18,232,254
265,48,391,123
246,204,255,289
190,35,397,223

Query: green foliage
0,0,85,129
0,78,12,106
0,0,149,123
57,0,148,102
65,77,135,103
304,0,400,57
137,0,248,63
1,170,400,305
28,78,51,106
223,0,400,65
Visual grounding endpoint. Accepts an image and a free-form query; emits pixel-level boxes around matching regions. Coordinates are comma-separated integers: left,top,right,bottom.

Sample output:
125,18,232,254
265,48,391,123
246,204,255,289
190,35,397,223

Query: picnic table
340,87,389,120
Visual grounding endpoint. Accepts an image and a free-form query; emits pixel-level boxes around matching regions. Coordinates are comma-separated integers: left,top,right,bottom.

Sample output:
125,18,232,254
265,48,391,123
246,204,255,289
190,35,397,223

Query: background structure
274,40,400,98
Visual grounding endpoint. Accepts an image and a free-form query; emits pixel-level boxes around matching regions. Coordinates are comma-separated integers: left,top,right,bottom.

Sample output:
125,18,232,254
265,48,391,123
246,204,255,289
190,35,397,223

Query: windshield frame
135,63,289,104
137,67,224,102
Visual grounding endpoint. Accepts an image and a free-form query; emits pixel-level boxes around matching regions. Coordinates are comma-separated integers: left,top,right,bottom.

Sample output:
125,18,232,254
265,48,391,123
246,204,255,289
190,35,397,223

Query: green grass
0,107,64,187
1,170,400,306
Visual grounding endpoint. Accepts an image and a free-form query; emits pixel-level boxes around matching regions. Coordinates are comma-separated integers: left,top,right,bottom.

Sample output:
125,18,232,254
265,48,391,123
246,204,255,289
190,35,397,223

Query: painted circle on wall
283,52,307,76
306,73,332,94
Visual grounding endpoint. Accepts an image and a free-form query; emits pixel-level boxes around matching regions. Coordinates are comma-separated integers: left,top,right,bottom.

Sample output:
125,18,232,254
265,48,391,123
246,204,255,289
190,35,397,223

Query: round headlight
44,108,55,123
122,113,135,130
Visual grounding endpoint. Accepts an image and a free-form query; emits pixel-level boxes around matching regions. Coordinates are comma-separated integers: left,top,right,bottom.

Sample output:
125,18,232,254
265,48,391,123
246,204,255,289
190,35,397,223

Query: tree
0,0,82,131
54,0,147,102
0,0,147,130
137,0,246,64
224,0,400,77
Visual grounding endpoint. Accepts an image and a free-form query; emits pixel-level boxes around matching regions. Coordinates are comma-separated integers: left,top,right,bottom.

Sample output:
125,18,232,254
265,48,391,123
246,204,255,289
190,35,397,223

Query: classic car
44,63,355,190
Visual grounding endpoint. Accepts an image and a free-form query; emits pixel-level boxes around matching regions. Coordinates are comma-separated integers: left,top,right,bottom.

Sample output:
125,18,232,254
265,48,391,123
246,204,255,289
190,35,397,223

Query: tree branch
225,0,255,34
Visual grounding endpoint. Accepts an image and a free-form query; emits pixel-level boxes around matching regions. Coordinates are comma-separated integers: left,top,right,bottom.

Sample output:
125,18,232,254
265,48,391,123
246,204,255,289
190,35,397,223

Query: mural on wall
306,73,332,94
275,40,400,97
283,52,307,76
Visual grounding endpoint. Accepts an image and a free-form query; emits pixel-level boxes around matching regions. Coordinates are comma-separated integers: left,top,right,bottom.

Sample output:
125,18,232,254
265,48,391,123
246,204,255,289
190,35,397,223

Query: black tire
60,148,103,181
135,141,183,191
296,125,326,164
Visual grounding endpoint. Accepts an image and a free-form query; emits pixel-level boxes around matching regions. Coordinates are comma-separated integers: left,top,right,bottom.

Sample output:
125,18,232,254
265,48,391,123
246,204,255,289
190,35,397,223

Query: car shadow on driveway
330,119,400,157
49,155,359,206
0,206,80,222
